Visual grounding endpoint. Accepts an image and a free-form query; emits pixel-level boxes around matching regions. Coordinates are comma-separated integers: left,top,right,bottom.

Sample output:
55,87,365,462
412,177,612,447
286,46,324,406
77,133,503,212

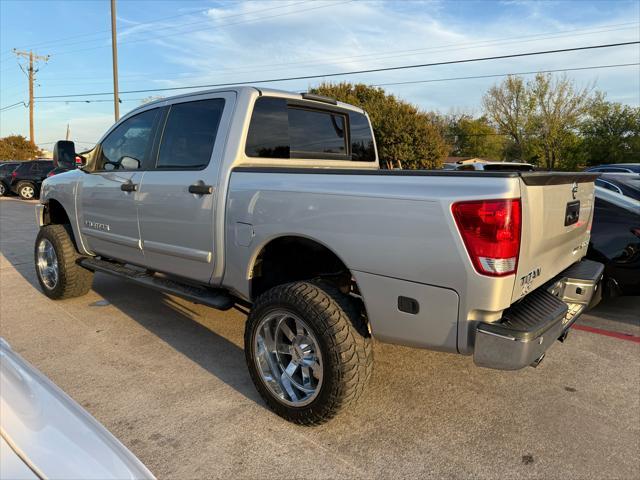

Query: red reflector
452,198,521,277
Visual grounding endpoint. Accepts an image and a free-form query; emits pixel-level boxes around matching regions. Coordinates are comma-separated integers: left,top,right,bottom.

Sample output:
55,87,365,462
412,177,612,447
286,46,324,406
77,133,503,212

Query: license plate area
564,200,580,226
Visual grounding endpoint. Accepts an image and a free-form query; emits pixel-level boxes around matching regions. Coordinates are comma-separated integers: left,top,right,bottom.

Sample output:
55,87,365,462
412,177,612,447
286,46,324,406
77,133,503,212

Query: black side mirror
53,140,76,169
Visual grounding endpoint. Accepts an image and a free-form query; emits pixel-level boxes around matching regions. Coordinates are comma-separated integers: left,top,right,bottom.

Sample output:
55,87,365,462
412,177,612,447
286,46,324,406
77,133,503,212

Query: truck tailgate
512,173,598,302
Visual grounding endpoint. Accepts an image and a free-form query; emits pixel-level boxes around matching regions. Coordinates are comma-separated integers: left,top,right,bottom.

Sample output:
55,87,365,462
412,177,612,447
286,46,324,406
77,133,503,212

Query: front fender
39,170,91,255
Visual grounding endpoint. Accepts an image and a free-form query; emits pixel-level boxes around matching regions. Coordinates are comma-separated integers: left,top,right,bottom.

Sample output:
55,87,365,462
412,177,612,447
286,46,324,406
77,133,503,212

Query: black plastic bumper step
479,289,568,341
78,257,234,310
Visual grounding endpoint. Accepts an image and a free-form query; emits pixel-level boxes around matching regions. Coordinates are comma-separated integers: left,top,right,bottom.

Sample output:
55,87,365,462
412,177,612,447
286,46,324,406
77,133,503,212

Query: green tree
579,96,640,165
482,76,536,161
0,135,43,161
530,73,592,170
448,114,506,160
310,82,449,169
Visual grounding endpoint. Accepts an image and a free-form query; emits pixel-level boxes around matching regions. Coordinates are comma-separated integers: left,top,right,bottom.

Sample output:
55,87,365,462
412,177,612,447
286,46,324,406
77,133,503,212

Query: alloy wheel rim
21,186,34,198
37,238,59,289
253,310,323,407
0,184,4,195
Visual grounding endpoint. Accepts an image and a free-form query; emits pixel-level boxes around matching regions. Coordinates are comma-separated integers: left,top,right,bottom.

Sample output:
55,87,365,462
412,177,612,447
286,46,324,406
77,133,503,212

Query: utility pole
110,0,120,122
13,49,49,146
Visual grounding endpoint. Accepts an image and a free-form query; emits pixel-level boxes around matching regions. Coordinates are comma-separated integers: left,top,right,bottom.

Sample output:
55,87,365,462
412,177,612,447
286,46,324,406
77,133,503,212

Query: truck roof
128,85,366,116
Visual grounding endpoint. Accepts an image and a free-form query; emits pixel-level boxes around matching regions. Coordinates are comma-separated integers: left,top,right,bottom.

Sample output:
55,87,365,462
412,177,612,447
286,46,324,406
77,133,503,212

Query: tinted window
349,112,376,162
36,161,54,174
289,107,346,158
100,109,158,170
245,97,289,158
0,163,16,174
245,97,375,162
157,99,225,169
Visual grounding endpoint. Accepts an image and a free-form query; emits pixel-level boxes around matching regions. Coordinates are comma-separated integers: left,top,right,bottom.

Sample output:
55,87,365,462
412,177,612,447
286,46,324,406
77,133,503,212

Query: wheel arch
247,234,366,312
40,197,87,254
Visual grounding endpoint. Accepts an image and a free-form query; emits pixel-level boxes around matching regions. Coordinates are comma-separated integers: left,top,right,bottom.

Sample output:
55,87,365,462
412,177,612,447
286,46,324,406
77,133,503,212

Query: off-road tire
17,181,37,200
245,281,373,425
35,224,94,299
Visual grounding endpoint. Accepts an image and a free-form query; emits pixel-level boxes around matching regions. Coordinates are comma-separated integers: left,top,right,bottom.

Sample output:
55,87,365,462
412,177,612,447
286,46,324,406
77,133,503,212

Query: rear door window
245,97,375,162
156,99,225,169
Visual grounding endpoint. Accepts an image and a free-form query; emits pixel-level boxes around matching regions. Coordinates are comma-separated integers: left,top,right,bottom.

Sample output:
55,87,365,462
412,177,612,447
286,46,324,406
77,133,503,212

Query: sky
1,0,639,152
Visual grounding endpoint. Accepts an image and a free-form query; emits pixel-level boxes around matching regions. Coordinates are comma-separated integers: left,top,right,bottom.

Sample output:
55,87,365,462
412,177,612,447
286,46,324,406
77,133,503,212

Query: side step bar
78,257,234,311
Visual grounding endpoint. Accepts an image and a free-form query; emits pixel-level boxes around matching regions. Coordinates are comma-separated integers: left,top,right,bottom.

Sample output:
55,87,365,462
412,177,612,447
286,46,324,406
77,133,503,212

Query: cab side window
99,109,158,170
156,99,225,169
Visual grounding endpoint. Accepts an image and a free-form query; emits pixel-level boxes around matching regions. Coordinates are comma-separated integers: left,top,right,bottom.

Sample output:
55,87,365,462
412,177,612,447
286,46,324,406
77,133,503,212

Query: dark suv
9,160,55,200
0,162,21,196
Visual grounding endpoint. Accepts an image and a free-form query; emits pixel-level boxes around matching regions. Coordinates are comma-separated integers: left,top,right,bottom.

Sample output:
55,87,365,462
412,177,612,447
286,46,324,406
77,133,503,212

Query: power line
0,101,27,111
372,62,640,87
32,62,638,105
35,41,640,99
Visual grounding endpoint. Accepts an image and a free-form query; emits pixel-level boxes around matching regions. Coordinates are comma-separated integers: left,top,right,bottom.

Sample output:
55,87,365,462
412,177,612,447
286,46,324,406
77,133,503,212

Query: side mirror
119,156,140,170
53,140,76,169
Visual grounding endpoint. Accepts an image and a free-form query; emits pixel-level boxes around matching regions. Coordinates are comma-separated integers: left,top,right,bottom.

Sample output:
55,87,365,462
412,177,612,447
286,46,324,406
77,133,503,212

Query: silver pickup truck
36,86,603,425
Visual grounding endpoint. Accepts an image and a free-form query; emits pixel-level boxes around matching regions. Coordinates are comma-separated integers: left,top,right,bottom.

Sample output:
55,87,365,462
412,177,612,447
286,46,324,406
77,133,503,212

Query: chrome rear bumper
473,259,604,370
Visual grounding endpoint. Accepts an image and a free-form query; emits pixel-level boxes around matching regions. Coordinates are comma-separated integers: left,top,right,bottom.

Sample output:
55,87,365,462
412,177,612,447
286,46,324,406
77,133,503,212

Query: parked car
0,337,155,479
594,173,640,201
0,161,20,196
9,159,54,199
587,178,640,296
585,163,640,174
36,87,602,425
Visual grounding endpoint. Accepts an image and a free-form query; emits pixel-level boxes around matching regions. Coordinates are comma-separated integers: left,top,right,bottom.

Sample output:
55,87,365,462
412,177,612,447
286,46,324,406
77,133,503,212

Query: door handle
121,182,138,192
188,184,213,195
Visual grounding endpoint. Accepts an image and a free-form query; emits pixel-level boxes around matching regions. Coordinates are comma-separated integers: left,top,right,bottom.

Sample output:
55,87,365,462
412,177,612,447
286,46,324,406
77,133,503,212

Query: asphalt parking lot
1,196,639,479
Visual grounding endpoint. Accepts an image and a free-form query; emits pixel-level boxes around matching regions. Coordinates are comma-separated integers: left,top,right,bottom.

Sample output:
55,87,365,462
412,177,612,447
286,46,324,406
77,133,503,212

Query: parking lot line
572,324,640,343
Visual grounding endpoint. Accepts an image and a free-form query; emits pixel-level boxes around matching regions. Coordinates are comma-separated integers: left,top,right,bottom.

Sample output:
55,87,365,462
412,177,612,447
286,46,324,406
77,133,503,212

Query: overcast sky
1,0,638,151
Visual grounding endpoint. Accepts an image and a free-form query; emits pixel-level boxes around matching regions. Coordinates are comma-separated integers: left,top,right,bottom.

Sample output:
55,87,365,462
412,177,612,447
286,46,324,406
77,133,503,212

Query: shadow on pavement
0,200,265,408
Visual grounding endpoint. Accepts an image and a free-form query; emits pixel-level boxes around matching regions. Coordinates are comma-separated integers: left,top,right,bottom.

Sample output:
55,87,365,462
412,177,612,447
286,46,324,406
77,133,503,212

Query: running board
78,257,234,310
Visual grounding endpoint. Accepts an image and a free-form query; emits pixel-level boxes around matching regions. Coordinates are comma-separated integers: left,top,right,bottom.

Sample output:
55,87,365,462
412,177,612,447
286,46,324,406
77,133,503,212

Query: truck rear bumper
473,259,604,370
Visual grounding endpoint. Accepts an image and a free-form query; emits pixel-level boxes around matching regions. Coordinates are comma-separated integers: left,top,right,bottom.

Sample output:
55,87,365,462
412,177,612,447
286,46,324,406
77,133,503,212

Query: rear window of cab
245,97,375,162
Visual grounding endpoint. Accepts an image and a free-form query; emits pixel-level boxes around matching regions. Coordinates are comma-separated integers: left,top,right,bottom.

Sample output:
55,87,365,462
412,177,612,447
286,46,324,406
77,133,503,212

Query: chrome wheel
0,183,5,196
37,238,58,289
20,185,35,199
253,310,323,407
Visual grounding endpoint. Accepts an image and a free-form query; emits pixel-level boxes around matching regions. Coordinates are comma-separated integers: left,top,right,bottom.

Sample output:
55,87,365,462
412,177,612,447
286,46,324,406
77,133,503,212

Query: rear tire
0,182,6,196
35,225,94,299
17,181,36,200
245,281,373,425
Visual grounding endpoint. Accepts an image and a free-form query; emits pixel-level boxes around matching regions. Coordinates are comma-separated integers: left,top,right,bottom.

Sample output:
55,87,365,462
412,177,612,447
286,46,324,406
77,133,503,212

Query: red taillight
11,171,17,179
47,170,56,177
452,198,521,277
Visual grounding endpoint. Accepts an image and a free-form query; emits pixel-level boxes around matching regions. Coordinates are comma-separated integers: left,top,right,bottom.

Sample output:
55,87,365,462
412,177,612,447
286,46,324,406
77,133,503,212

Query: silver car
0,338,154,479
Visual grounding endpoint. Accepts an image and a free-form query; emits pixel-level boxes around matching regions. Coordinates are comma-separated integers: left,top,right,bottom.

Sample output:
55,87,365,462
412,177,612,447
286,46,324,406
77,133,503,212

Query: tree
0,135,43,161
530,74,592,170
447,114,506,160
579,96,640,165
310,82,449,169
482,76,535,161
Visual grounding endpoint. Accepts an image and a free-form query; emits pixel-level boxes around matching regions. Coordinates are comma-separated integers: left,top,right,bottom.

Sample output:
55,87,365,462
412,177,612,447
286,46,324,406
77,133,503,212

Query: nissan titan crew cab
35,87,603,425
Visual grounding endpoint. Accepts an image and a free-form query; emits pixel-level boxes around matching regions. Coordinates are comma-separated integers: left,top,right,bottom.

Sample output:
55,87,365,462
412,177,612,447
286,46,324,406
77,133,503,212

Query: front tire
35,225,94,299
0,182,6,196
245,281,373,425
17,182,36,200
